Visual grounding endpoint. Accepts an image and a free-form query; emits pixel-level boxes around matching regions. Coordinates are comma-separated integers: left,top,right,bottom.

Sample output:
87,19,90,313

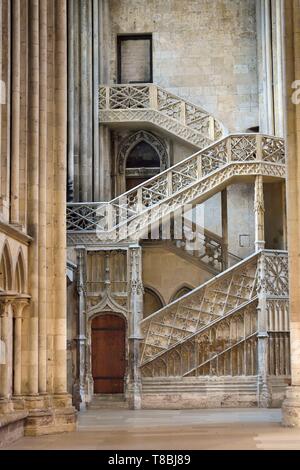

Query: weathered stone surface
109,0,258,132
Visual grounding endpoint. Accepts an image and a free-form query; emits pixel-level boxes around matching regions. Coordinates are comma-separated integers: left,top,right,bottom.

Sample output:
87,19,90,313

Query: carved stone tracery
118,130,168,175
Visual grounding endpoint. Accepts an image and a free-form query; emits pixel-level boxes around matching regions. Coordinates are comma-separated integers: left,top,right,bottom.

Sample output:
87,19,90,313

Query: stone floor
2,408,300,450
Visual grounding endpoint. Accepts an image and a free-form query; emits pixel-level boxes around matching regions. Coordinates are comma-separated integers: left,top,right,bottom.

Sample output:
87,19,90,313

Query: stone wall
142,246,213,305
108,0,259,132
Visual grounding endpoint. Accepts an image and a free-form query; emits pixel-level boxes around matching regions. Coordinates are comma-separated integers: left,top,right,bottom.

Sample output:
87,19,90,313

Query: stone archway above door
118,130,168,175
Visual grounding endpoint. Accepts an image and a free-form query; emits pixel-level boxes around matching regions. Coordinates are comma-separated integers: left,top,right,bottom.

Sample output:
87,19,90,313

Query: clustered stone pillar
128,244,143,409
67,0,110,202
256,0,285,137
0,0,76,435
282,0,300,427
99,0,112,202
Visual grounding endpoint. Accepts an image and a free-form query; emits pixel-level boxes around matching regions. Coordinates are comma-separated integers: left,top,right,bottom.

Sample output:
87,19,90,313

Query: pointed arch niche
0,242,13,291
14,249,26,293
116,130,168,193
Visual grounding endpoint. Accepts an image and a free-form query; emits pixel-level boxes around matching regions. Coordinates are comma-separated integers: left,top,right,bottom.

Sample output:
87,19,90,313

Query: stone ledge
0,411,28,448
24,407,77,437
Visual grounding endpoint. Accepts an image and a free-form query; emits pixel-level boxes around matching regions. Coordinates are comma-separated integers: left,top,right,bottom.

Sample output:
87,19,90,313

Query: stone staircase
67,83,290,408
140,252,259,367
99,84,225,149
140,250,289,404
67,134,285,246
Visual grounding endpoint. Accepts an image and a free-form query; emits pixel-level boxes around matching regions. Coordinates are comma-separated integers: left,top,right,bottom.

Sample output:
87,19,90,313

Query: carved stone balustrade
140,250,289,385
99,84,225,148
67,134,285,246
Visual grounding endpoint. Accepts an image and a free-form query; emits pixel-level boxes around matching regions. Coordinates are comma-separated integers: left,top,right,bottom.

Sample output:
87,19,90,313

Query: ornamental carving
67,135,286,246
117,130,168,174
99,84,224,148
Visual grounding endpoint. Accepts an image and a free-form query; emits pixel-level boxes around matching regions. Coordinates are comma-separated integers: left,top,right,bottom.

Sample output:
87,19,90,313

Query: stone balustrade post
74,246,87,410
127,244,143,409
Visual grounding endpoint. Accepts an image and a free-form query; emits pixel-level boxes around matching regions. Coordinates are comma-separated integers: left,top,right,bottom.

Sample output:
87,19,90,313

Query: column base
127,383,142,410
282,386,300,427
11,393,77,436
0,398,14,414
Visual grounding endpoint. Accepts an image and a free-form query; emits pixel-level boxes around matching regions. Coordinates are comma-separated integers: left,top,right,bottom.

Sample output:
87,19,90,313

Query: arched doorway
126,140,161,191
91,314,126,394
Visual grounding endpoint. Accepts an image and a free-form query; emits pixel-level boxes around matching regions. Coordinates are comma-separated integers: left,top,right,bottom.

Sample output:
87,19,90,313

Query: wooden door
91,314,126,394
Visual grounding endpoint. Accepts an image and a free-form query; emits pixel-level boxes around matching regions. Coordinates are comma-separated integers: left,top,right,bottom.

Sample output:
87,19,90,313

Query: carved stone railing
258,250,290,377
141,300,258,378
99,84,225,148
140,250,289,379
171,218,233,272
140,252,258,365
67,134,285,245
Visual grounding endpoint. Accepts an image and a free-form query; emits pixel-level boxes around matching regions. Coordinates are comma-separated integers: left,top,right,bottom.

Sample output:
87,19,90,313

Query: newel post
74,246,88,410
127,244,144,409
149,84,158,110
256,251,271,407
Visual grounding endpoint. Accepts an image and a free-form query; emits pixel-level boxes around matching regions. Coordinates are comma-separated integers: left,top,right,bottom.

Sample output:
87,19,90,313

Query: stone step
87,394,129,409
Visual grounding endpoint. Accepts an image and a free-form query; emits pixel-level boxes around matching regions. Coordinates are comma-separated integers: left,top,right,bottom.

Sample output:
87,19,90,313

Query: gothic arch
14,248,26,293
170,284,194,302
143,285,165,318
118,130,168,174
0,241,13,291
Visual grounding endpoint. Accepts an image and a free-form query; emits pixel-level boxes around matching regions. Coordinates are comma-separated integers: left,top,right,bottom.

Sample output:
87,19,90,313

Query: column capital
0,292,18,316
11,295,31,318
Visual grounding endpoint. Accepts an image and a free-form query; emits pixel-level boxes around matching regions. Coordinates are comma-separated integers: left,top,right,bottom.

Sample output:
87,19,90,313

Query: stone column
271,0,285,137
67,0,75,201
74,246,87,410
0,297,14,407
254,175,265,251
0,300,9,399
38,0,47,395
68,0,105,202
257,253,271,407
127,244,143,409
27,0,39,396
221,189,228,269
256,0,275,134
99,0,110,84
0,0,11,221
99,0,112,201
53,0,68,396
79,0,93,202
92,0,100,201
10,0,21,225
282,0,300,427
12,298,30,396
